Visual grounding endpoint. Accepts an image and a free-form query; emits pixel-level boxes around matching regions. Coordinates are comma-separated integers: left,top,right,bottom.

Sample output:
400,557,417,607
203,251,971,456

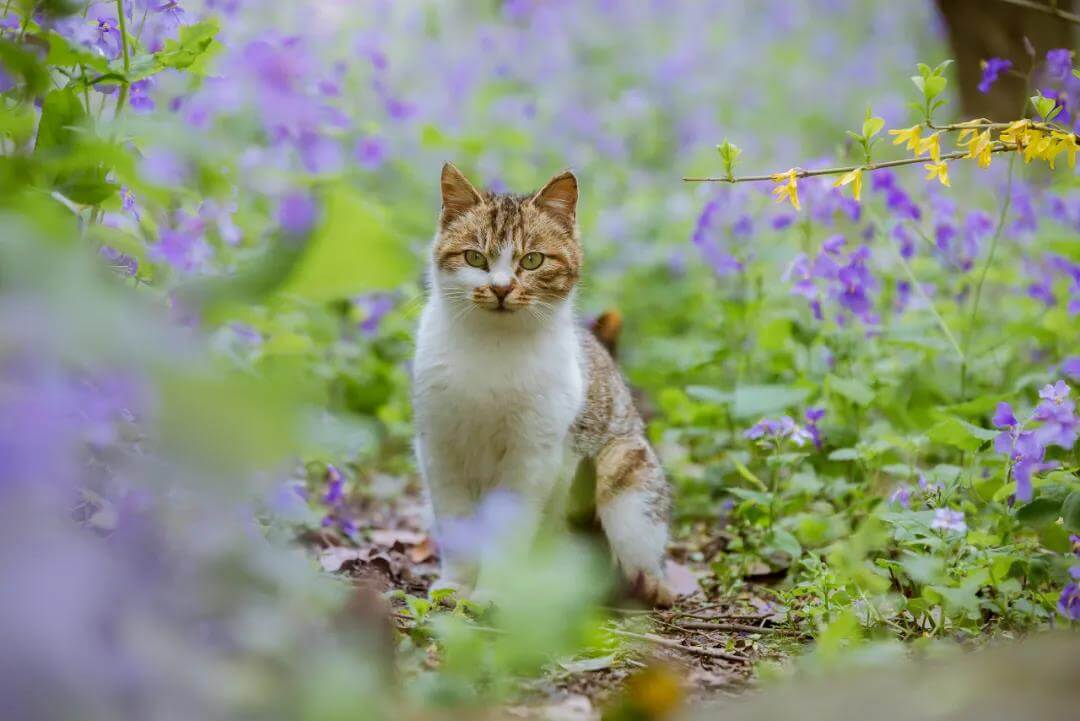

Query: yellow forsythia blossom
833,167,863,201
916,131,943,162
889,124,922,152
960,129,993,168
771,169,801,211
1051,131,1078,168
923,161,950,187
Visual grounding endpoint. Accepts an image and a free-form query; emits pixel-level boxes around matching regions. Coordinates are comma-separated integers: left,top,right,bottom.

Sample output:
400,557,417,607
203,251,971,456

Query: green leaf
44,30,110,73
910,75,926,94
924,75,947,100
827,375,874,407
155,19,221,74
0,38,52,99
1015,497,1063,527
927,416,995,452
862,116,885,138
281,185,416,301
1062,491,1080,532
34,87,86,153
828,448,859,461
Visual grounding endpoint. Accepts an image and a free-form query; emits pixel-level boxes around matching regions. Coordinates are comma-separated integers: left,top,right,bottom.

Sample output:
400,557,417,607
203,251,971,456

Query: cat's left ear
531,170,578,225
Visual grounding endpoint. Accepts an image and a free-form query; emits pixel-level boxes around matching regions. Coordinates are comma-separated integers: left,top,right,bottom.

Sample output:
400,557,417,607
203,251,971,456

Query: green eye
464,250,487,268
520,252,545,270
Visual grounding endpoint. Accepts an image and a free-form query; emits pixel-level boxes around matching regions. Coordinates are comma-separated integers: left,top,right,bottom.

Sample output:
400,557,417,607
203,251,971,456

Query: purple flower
992,401,1018,429
277,192,318,236
1062,357,1080,382
804,406,825,449
1059,575,1080,621
931,508,967,534
978,57,1012,93
994,430,1047,502
1045,48,1074,82
99,246,139,277
322,465,345,505
1032,381,1078,449
151,212,210,272
354,293,395,336
438,489,523,562
889,486,911,508
745,416,812,446
94,17,122,60
692,195,745,278
354,136,388,171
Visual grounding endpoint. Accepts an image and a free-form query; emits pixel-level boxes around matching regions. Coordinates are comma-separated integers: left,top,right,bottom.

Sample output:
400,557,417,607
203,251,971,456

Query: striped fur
412,164,674,606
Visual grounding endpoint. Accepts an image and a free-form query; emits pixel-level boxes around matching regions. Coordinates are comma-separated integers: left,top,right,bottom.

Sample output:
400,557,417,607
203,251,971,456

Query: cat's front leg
416,438,480,595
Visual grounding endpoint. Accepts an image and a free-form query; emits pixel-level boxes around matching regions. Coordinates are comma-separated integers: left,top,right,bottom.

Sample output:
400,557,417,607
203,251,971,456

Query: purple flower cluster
871,170,922,221
745,415,814,447
993,381,1078,501
437,489,523,563
1037,48,1080,133
1060,535,1080,621
784,235,878,325
931,508,967,534
691,192,747,277
1025,254,1080,315
977,57,1012,94
319,464,357,536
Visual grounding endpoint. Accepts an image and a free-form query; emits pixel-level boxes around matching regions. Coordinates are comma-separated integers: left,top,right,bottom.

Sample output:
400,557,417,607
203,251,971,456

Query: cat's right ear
440,162,483,227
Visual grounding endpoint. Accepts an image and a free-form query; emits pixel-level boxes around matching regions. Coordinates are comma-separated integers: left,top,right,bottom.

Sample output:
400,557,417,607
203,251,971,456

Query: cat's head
431,163,581,319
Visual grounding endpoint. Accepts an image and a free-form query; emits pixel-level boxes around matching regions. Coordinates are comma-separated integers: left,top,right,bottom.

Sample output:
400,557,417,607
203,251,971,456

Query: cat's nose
490,281,514,300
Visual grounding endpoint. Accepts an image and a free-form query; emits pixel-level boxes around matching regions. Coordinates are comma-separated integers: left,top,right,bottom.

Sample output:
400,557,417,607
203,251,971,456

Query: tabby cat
412,163,674,606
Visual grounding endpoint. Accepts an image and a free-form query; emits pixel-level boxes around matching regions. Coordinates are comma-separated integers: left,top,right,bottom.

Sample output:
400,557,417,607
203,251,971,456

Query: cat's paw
630,569,677,609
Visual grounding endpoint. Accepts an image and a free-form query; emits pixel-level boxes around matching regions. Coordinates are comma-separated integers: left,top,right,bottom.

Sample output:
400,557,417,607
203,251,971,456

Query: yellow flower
833,167,863,202
923,161,950,187
961,129,993,168
771,169,801,211
1052,131,1078,168
916,131,942,162
889,124,922,152
999,119,1031,146
1022,129,1050,164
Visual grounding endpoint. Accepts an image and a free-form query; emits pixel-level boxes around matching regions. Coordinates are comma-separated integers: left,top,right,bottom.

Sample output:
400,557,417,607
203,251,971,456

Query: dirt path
300,489,795,719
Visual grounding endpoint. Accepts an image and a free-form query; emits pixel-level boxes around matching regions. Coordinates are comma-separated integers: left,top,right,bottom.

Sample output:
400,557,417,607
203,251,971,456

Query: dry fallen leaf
664,560,701,597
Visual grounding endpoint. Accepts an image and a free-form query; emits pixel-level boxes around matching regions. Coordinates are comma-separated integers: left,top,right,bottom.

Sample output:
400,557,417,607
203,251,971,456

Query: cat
412,163,675,607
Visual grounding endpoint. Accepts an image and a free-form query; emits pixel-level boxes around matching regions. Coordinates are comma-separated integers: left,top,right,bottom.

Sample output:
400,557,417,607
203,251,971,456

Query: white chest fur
413,295,585,502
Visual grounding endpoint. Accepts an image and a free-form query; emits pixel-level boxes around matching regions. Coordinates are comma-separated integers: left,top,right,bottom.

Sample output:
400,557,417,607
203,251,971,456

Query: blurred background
1,2,1078,720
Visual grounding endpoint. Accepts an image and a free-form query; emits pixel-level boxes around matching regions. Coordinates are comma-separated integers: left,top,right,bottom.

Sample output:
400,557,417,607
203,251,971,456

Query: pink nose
491,283,514,300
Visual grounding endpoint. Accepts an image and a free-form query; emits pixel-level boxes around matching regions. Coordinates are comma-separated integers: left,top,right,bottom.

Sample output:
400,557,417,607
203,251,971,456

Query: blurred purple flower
1060,576,1080,621
931,508,967,533
151,213,210,272
278,192,318,236
354,136,388,170
355,293,395,336
438,489,523,562
804,406,825,449
691,195,744,277
745,415,813,447
889,486,911,508
1062,357,1080,382
992,401,1017,429
99,246,139,277
1045,48,1074,82
978,57,1012,93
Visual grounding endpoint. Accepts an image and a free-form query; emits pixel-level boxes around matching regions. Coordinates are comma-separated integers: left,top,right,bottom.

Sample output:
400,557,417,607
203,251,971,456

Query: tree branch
993,0,1080,25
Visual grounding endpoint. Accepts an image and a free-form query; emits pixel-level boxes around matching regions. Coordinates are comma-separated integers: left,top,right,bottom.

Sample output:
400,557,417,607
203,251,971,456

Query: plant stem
114,0,131,119
960,153,1017,399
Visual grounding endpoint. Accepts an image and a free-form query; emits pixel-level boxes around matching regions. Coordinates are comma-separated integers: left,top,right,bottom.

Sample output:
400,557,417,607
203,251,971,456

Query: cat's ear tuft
531,170,578,225
440,162,483,226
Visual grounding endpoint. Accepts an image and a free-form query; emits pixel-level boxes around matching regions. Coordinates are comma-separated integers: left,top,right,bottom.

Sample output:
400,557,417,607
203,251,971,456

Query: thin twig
993,0,1080,25
673,621,783,634
682,144,1015,183
607,628,749,664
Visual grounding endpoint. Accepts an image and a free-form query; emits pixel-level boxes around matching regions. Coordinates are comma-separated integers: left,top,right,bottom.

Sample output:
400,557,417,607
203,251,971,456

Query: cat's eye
520,252,545,270
464,250,487,269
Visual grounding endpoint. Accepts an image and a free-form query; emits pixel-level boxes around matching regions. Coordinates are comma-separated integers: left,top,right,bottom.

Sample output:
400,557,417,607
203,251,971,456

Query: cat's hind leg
594,436,675,607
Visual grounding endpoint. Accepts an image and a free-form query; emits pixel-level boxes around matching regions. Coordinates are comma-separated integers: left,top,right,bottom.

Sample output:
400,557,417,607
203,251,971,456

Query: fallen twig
674,621,782,634
608,628,749,664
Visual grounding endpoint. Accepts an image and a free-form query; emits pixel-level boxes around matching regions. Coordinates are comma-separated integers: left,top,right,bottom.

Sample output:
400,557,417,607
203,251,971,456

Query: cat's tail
589,309,622,358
